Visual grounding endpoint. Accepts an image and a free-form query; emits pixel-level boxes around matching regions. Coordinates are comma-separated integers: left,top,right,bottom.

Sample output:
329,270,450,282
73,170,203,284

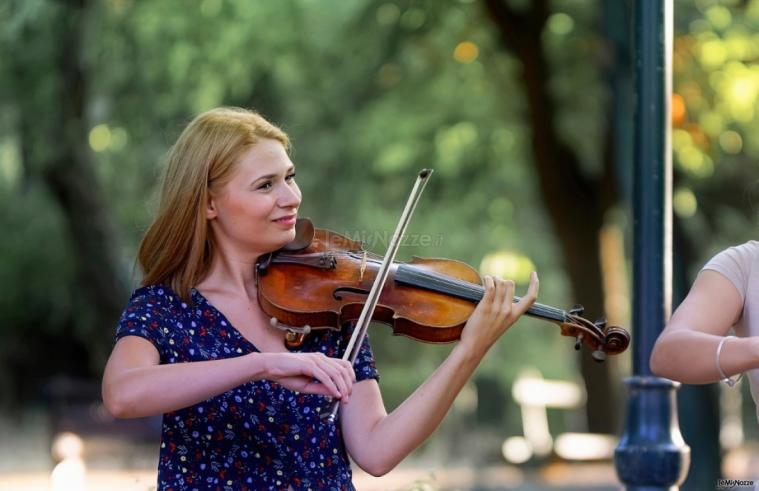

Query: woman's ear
206,194,218,220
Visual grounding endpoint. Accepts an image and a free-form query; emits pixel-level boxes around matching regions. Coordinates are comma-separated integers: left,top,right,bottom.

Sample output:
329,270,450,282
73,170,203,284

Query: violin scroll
559,311,630,362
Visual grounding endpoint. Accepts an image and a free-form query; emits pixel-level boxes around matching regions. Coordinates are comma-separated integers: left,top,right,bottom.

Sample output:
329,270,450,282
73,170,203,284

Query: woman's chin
273,228,298,249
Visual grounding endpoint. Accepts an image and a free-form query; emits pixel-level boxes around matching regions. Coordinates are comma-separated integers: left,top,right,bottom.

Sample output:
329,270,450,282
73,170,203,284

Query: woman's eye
257,173,294,190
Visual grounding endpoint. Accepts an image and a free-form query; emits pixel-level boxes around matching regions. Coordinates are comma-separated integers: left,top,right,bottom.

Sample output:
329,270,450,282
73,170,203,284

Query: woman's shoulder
125,284,189,316
728,240,759,252
701,241,759,298
708,240,759,266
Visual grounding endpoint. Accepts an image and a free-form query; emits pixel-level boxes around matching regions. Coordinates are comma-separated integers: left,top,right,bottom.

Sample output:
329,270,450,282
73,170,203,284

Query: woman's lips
273,215,297,226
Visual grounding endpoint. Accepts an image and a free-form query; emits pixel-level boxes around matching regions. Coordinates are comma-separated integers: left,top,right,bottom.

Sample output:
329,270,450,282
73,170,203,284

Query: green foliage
2,0,757,458
673,0,759,265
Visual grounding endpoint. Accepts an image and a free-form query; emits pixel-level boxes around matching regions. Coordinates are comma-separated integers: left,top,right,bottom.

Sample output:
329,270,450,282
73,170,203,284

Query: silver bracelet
716,336,743,388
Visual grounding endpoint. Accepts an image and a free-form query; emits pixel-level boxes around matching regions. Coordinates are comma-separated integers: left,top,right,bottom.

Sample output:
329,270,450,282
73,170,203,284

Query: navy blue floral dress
115,285,379,491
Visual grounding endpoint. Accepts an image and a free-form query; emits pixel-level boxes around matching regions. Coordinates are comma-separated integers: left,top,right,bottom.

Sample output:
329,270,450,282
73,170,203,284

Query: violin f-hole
333,286,370,301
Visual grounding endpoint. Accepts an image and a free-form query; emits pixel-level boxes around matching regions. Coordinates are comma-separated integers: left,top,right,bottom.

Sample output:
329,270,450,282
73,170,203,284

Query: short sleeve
114,286,171,352
701,241,759,304
341,323,380,382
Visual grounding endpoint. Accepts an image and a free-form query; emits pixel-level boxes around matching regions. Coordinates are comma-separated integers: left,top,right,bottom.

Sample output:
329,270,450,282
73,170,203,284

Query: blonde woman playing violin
102,107,539,491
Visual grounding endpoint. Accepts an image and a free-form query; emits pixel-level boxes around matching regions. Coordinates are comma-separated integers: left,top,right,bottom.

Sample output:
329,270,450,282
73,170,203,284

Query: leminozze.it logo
717,479,755,489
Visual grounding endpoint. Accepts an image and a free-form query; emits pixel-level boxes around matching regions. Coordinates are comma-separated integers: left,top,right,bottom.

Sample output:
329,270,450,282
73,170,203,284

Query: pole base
615,376,690,489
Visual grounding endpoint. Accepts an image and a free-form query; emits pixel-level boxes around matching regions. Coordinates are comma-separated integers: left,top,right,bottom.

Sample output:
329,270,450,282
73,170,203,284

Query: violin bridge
359,251,367,281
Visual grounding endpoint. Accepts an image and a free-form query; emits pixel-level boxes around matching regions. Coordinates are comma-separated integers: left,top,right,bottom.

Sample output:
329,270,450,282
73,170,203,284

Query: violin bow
322,169,434,423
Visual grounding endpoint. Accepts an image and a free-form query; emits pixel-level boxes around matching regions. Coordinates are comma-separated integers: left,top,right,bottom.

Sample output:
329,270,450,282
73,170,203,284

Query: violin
256,218,630,362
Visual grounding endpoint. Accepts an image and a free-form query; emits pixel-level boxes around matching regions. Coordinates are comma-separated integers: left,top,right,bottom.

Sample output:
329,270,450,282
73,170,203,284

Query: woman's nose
278,182,301,208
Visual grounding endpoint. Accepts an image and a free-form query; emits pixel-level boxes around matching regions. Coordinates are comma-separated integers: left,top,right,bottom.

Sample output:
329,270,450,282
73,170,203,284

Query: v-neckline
191,288,294,354
192,288,264,353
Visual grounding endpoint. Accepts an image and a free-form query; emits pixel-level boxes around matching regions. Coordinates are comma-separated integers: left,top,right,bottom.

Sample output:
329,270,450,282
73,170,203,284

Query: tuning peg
574,334,583,351
569,304,585,316
592,349,607,362
594,317,607,330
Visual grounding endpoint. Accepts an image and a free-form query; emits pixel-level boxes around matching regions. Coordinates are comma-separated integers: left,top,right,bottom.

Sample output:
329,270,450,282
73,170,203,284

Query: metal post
614,1,691,489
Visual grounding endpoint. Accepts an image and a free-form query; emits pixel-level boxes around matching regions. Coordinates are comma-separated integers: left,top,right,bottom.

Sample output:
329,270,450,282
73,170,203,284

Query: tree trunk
11,0,129,371
483,0,619,433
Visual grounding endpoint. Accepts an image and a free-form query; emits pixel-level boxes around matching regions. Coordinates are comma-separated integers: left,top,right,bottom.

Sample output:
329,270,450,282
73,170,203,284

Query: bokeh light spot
705,5,732,30
547,13,574,35
671,93,687,125
480,250,535,283
454,41,479,64
89,124,112,152
700,39,727,68
673,187,698,218
719,130,743,154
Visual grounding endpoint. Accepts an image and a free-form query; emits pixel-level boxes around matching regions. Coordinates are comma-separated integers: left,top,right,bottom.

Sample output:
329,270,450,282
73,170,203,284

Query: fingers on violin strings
481,275,495,307
499,279,515,320
515,271,539,315
492,278,508,312
504,278,515,302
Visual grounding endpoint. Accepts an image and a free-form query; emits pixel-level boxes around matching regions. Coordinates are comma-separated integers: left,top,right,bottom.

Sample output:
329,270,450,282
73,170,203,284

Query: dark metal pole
614,1,691,489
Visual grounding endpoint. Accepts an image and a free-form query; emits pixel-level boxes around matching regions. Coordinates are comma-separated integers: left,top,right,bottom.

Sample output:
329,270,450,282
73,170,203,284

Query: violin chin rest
282,218,315,251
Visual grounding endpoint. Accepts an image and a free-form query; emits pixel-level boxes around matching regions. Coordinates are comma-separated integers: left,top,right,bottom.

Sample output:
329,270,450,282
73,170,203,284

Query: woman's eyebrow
252,165,296,183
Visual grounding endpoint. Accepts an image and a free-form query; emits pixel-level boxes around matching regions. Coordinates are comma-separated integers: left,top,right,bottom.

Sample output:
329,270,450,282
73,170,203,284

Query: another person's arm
650,270,759,383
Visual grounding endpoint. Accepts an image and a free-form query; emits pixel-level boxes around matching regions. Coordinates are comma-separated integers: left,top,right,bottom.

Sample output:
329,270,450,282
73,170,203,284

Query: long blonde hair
138,107,290,300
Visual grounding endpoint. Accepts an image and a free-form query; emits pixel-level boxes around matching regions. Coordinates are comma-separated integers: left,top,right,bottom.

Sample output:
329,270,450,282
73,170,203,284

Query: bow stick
322,168,433,423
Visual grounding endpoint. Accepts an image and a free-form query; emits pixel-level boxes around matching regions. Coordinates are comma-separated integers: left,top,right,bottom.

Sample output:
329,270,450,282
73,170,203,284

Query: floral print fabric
115,285,379,491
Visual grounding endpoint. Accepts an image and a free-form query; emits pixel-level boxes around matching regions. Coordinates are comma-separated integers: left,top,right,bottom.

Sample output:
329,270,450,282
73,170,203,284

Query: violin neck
395,264,567,324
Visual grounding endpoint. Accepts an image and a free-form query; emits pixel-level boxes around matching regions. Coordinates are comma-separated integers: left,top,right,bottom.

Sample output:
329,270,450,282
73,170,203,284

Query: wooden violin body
256,220,630,360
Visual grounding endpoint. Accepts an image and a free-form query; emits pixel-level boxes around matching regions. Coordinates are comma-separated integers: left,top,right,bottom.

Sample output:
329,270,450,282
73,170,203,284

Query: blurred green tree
0,0,757,475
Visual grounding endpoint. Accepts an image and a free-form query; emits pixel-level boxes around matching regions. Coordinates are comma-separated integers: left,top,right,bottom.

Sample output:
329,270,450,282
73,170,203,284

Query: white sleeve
701,241,759,304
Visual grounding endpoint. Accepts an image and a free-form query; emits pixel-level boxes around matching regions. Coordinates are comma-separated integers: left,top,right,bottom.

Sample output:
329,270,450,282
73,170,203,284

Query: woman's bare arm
339,273,538,477
650,270,759,383
102,336,354,418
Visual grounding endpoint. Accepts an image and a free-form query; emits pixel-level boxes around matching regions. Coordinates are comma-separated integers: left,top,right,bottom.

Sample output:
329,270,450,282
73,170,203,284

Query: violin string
394,264,566,322
324,251,567,322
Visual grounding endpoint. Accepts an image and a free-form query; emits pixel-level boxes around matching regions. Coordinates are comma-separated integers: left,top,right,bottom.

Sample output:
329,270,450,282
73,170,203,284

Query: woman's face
207,138,302,258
